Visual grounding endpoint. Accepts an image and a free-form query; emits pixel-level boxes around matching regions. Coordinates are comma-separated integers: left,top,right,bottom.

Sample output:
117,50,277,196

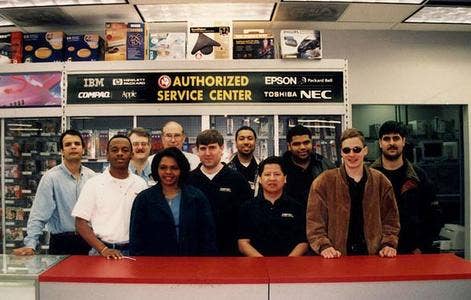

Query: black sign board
67,71,344,104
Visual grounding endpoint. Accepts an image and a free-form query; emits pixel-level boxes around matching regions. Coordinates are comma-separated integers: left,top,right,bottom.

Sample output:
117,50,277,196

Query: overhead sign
67,71,344,104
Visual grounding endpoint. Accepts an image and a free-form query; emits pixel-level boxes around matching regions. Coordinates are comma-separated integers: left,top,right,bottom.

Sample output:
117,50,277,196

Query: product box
23,32,65,63
280,30,322,59
148,32,186,60
65,34,104,61
233,31,274,59
0,32,23,63
187,21,232,60
105,22,127,61
126,23,145,60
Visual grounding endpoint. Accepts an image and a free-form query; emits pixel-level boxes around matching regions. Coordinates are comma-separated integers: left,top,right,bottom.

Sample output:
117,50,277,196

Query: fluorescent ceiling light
282,0,424,3
406,6,471,24
138,3,275,22
0,0,126,8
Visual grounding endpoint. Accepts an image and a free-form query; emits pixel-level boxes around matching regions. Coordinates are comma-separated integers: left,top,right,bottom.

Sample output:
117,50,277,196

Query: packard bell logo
158,75,172,89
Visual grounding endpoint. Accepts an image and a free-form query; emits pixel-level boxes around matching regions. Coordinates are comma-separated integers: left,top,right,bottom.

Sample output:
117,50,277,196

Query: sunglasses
341,146,363,154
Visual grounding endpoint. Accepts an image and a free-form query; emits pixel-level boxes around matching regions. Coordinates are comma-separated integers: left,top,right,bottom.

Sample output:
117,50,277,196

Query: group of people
13,120,441,259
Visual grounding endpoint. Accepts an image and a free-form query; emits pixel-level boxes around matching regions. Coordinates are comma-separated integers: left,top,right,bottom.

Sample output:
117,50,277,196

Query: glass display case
2,118,62,254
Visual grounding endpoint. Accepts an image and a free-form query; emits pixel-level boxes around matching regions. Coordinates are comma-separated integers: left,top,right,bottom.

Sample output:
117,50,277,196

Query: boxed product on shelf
23,31,65,62
280,29,322,59
148,32,186,60
0,31,23,63
105,22,127,61
65,34,104,61
233,31,274,59
127,23,145,60
187,21,232,60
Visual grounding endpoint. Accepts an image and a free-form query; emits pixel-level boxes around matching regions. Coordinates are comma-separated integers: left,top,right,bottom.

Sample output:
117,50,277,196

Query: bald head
162,121,186,149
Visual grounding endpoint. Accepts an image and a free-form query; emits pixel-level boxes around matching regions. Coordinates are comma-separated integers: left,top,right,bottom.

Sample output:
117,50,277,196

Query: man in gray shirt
14,129,95,255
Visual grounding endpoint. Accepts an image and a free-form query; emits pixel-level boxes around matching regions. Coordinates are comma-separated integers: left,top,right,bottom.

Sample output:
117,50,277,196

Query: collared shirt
166,192,182,239
227,154,258,191
23,163,96,250
129,160,154,186
72,168,147,244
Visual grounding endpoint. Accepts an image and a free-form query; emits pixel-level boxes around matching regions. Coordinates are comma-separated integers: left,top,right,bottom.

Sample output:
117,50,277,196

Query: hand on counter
13,247,35,256
100,247,123,260
379,246,397,258
320,247,341,259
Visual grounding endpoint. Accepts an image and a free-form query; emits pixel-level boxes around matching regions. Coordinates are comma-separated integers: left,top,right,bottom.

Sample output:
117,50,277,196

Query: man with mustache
128,127,153,185
371,121,442,254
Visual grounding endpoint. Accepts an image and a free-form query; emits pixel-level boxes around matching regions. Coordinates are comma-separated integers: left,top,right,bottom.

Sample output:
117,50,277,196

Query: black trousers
49,232,90,255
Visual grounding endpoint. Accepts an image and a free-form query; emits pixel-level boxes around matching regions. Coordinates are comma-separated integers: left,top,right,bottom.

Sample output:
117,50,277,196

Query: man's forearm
75,217,106,253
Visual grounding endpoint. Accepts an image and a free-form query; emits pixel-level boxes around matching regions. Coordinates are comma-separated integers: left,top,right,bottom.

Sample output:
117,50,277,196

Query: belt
102,241,129,250
51,231,80,237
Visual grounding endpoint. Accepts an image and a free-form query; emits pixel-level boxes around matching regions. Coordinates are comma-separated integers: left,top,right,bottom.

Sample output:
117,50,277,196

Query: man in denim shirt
14,129,95,255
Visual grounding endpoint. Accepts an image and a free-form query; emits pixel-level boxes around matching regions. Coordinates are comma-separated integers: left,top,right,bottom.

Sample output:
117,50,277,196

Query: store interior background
0,1,470,257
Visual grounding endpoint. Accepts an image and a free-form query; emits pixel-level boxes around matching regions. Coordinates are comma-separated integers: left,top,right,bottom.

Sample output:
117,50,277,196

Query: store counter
39,254,471,300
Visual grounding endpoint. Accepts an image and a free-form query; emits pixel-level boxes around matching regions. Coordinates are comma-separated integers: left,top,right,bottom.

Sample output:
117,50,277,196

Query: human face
61,134,84,162
129,133,150,160
236,130,256,156
379,133,405,161
341,137,367,171
259,163,286,195
162,123,185,149
107,138,133,170
197,143,223,169
158,156,180,188
288,135,313,162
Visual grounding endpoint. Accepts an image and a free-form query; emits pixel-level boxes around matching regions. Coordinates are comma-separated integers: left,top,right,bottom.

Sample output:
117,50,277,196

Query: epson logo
78,91,111,99
265,76,297,85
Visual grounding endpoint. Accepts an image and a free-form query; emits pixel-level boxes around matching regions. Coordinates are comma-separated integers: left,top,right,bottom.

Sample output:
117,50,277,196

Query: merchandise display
187,21,232,60
148,32,186,60
280,30,322,59
65,34,104,62
3,118,62,254
127,23,145,60
0,32,22,64
233,31,274,59
105,22,127,61
23,32,65,63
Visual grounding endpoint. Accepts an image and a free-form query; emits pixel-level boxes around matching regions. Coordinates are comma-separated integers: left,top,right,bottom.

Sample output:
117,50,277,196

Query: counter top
39,254,471,284
0,254,65,280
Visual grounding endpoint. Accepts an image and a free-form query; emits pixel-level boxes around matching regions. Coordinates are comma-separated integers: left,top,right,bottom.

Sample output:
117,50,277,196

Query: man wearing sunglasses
281,125,334,208
371,121,442,254
307,128,400,258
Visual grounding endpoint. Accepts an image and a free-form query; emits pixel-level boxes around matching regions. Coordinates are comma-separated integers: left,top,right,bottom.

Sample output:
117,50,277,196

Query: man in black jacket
188,129,252,256
281,125,334,207
371,120,442,254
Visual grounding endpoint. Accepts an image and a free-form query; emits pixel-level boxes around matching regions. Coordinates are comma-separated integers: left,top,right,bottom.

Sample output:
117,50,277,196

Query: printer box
23,32,65,63
0,32,22,64
187,21,232,60
280,30,322,59
148,32,186,60
105,22,127,61
126,23,145,60
233,32,274,59
65,34,104,61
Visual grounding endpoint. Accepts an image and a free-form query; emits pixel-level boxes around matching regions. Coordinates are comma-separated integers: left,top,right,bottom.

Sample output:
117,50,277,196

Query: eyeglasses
341,146,363,154
132,142,149,147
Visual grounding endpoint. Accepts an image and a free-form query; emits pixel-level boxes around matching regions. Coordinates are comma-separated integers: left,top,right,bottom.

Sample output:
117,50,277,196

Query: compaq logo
264,76,297,85
78,91,111,99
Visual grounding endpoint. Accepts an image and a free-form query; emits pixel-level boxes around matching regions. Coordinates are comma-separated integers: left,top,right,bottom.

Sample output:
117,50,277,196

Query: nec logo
265,76,297,85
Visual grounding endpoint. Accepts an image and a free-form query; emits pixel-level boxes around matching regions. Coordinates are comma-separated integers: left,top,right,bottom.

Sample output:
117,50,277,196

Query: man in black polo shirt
238,156,308,257
282,125,334,207
227,126,259,192
188,129,252,256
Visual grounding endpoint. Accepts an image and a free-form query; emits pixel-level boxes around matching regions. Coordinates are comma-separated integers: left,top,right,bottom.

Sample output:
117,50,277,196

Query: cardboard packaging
105,22,127,61
65,34,104,61
0,32,23,64
148,32,186,60
23,32,64,63
280,30,322,59
187,21,232,60
127,23,145,60
233,31,274,59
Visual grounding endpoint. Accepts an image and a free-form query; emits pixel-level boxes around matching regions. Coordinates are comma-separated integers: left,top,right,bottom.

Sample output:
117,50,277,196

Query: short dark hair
379,120,407,139
196,129,224,147
128,127,150,142
258,156,286,176
151,147,190,185
235,126,257,140
287,125,312,143
340,128,365,146
107,134,132,152
59,129,84,150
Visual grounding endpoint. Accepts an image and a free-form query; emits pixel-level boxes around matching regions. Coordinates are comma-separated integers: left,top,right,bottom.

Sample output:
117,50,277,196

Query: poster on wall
0,72,62,107
67,71,344,104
